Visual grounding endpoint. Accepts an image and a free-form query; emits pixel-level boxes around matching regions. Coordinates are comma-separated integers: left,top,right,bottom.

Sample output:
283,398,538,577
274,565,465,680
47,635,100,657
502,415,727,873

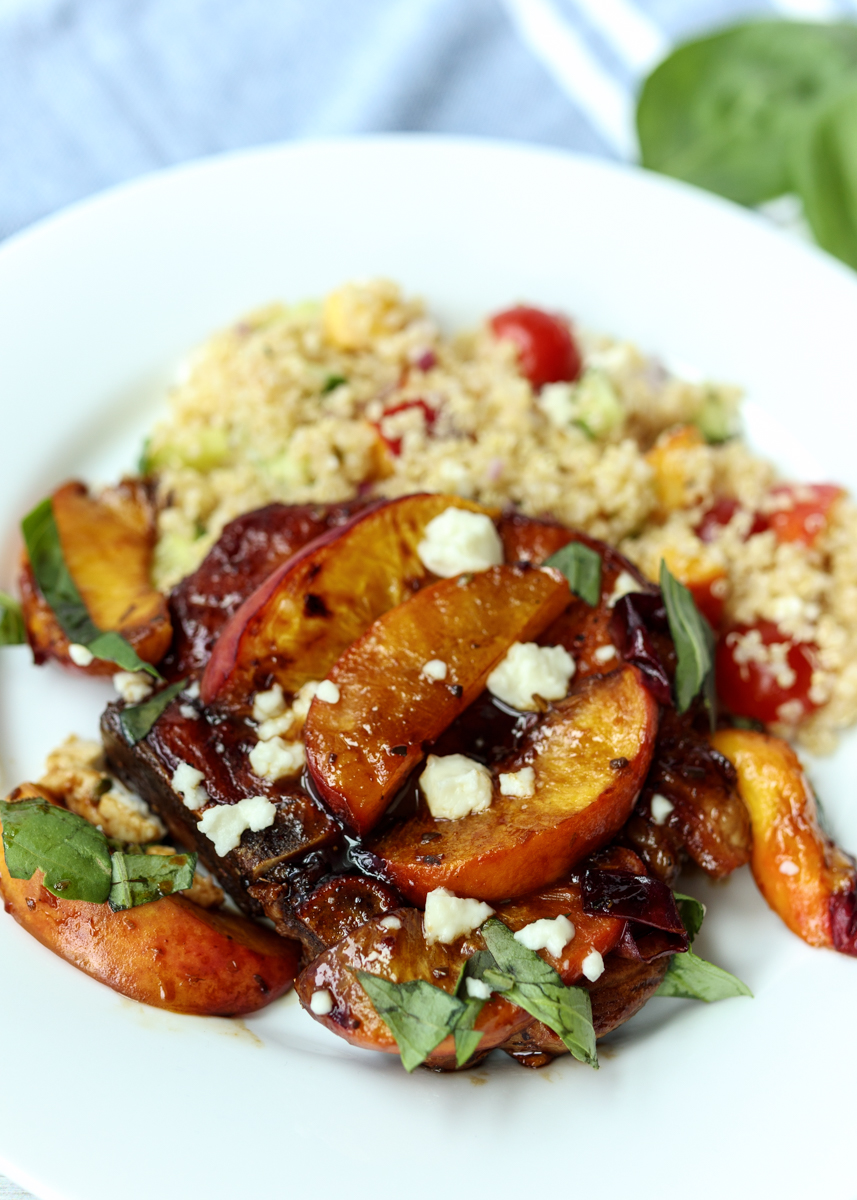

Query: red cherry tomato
489,306,582,390
696,497,767,543
375,399,437,457
716,620,820,726
765,484,842,547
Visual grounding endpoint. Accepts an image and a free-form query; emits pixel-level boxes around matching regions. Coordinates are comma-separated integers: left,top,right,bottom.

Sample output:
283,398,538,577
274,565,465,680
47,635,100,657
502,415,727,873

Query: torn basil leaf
480,918,598,1068
0,591,25,645
656,890,752,1002
659,560,715,717
544,542,602,607
120,679,188,745
109,850,197,911
0,798,113,903
793,88,857,272
355,973,476,1073
21,497,160,679
321,373,347,394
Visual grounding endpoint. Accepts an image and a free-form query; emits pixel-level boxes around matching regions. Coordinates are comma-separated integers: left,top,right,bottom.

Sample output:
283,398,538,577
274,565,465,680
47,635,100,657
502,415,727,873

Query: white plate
2,137,857,1200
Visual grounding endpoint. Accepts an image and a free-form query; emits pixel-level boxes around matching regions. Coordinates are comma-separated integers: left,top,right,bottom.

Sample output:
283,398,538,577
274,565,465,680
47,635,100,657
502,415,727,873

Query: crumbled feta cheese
68,643,94,667
292,680,321,720
607,571,641,608
171,761,209,811
650,793,675,826
316,679,340,704
417,507,503,577
538,382,576,429
179,704,199,720
779,859,800,876
379,915,402,931
499,767,536,799
593,643,617,664
465,977,493,1001
249,737,306,781
486,642,575,711
514,914,575,958
184,680,200,700
424,888,494,945
113,671,154,704
420,754,493,820
421,658,448,682
309,989,334,1015
256,713,294,741
197,794,277,856
582,949,605,982
252,683,286,722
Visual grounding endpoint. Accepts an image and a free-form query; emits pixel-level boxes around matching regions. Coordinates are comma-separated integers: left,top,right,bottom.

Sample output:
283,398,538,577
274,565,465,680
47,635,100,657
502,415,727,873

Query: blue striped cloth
0,0,852,1195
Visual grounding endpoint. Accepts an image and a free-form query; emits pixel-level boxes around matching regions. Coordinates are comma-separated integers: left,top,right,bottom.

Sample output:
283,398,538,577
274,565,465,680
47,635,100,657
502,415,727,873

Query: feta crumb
499,767,536,799
113,671,154,704
172,760,209,811
779,859,800,876
249,736,306,781
417,507,503,577
538,382,576,429
607,571,641,608
424,888,494,945
465,977,493,1001
184,680,200,700
179,704,199,720
650,793,675,826
197,794,277,856
252,683,286,722
310,989,334,1015
68,642,94,667
316,679,340,704
514,914,575,958
292,680,321,720
486,642,575,711
420,753,493,820
421,658,448,682
593,643,617,664
256,713,294,741
582,949,605,982
379,915,402,931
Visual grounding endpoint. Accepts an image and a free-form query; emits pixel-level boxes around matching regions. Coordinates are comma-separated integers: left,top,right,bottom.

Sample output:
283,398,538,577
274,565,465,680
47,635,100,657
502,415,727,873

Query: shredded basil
544,542,602,607
793,88,857,271
120,678,188,745
0,798,196,910
656,891,752,1003
355,973,482,1073
21,497,160,678
322,374,347,394
0,591,25,645
659,560,715,718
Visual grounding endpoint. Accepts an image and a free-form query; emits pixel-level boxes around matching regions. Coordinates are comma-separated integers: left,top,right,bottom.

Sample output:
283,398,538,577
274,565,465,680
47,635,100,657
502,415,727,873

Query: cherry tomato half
764,484,843,547
716,620,820,726
696,497,767,543
489,306,582,390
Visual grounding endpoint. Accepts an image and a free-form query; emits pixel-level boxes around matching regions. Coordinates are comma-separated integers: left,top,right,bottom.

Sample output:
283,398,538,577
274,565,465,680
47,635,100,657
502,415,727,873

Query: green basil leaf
480,918,598,1068
452,951,495,1067
321,373,347,394
637,20,857,207
0,591,26,645
544,542,602,607
108,850,197,911
793,88,857,271
0,798,112,903
659,560,715,718
656,948,753,1003
355,973,468,1073
21,498,161,679
673,892,706,944
119,678,188,745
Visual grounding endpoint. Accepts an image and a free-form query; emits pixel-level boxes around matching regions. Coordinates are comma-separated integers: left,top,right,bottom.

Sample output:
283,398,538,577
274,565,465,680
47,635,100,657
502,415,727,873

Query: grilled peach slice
373,666,658,903
712,729,857,954
201,494,493,709
0,788,300,1015
304,564,570,835
20,480,171,675
296,874,628,1067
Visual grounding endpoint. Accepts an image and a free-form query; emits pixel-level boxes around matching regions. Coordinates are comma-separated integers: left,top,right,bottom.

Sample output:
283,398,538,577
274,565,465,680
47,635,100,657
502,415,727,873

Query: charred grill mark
304,593,330,618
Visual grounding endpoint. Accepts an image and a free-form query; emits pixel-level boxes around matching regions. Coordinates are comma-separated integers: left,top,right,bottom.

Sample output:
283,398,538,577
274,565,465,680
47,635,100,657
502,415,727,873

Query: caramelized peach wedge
20,480,172,674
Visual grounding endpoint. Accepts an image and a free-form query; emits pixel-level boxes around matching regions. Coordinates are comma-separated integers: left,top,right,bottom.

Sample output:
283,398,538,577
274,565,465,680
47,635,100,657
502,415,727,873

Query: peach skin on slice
20,480,171,675
304,563,571,835
373,666,658,904
711,729,857,955
201,493,493,709
0,787,301,1015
